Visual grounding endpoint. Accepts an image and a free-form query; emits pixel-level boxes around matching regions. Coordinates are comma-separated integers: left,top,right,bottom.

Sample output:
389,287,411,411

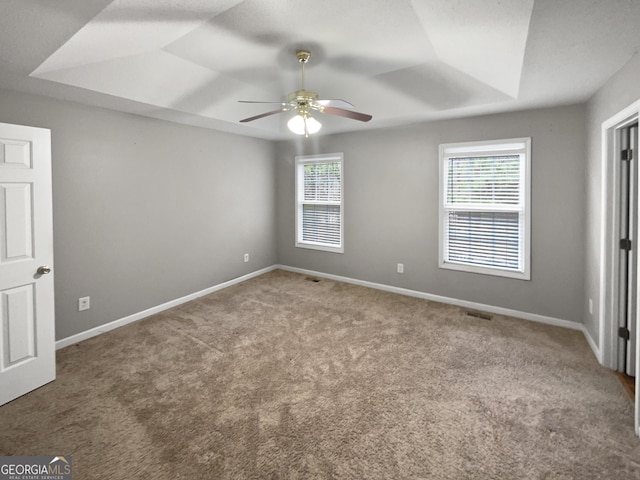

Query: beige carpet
1,269,639,479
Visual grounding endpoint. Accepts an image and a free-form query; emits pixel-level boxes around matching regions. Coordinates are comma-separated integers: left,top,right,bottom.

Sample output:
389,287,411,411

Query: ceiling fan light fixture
287,114,321,136
238,50,371,131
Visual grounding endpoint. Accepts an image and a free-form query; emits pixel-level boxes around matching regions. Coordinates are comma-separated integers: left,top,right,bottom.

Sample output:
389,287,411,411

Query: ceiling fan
239,50,372,136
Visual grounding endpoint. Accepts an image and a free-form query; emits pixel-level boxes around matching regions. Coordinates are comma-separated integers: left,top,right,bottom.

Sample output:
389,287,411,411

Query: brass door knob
37,265,51,275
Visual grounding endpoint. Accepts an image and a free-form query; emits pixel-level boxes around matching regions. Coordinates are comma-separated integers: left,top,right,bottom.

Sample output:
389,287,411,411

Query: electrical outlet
78,296,90,312
588,298,593,315
244,253,249,263
397,263,404,274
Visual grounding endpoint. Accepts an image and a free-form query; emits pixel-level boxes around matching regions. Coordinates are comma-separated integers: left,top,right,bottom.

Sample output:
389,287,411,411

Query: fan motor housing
288,90,318,103
288,90,319,113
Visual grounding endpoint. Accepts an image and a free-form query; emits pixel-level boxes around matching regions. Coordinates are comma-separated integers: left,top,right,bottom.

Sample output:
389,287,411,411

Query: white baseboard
57,263,601,365
276,265,604,362
581,325,602,364
55,266,277,350
276,264,585,330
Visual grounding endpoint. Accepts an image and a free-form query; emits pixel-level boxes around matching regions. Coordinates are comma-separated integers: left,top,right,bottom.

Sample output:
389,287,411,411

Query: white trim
56,263,590,350
600,98,640,369
295,152,344,254
56,262,601,376
593,99,640,437
438,137,531,280
276,264,582,332
443,139,530,155
582,325,602,364
55,266,277,350
599,121,613,368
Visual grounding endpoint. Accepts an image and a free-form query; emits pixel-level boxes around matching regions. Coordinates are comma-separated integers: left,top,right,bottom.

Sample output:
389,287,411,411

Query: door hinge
619,327,630,341
622,148,633,161
620,238,632,251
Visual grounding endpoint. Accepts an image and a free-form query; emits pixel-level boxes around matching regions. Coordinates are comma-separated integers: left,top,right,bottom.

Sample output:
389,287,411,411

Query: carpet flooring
1,269,639,479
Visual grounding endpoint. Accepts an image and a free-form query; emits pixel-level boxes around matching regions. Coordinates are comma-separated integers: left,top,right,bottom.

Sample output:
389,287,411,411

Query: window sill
296,242,344,254
439,260,530,280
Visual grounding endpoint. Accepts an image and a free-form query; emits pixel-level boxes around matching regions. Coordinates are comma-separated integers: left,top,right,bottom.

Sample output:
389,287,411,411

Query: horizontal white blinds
302,205,341,245
443,149,524,272
297,158,343,250
447,211,520,268
447,155,521,205
303,163,341,203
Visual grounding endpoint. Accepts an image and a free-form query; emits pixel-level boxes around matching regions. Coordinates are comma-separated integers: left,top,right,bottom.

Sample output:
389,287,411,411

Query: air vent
464,310,492,321
305,277,321,283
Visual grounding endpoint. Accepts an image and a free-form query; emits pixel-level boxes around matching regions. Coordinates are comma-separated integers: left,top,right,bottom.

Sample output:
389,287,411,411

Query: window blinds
442,144,527,274
446,211,520,268
302,205,341,245
446,155,521,205
297,157,343,250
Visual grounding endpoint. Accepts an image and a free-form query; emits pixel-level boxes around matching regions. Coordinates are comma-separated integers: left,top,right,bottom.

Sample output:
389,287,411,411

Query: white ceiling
1,0,639,140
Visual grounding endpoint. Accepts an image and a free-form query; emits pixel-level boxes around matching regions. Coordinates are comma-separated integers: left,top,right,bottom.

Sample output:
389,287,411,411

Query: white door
0,122,55,406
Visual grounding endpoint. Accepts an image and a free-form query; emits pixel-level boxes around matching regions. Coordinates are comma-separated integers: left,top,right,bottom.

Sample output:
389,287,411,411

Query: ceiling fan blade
239,100,288,105
240,108,288,123
315,99,354,108
321,107,372,122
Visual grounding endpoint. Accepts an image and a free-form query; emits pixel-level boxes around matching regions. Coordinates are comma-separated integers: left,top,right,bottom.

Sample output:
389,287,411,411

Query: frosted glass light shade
288,114,322,135
304,116,322,134
287,115,305,135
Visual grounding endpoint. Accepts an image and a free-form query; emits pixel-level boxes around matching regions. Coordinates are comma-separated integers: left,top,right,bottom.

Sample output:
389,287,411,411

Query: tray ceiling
1,0,640,139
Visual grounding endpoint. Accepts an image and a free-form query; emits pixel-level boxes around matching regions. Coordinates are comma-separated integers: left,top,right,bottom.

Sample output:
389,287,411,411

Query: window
295,153,344,253
439,138,531,280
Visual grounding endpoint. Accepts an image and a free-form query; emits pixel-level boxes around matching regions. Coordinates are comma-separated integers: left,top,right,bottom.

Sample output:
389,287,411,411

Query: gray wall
276,105,586,323
0,89,277,340
0,87,592,340
584,53,640,345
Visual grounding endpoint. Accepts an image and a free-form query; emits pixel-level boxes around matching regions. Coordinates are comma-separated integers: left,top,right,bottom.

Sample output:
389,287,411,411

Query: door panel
2,284,36,366
1,183,34,261
0,122,54,406
0,138,31,169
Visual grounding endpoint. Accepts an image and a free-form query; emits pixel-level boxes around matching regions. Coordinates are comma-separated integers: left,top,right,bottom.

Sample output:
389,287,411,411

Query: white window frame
295,153,344,253
439,138,531,280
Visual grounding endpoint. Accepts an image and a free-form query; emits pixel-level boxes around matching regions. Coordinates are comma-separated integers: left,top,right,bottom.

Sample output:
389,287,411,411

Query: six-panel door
0,122,54,406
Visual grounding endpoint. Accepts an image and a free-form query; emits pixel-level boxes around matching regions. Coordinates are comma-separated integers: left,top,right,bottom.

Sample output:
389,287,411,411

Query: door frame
600,100,640,436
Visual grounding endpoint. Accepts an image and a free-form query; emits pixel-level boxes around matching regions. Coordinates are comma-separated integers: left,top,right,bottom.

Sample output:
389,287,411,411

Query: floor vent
305,277,321,283
464,310,492,321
